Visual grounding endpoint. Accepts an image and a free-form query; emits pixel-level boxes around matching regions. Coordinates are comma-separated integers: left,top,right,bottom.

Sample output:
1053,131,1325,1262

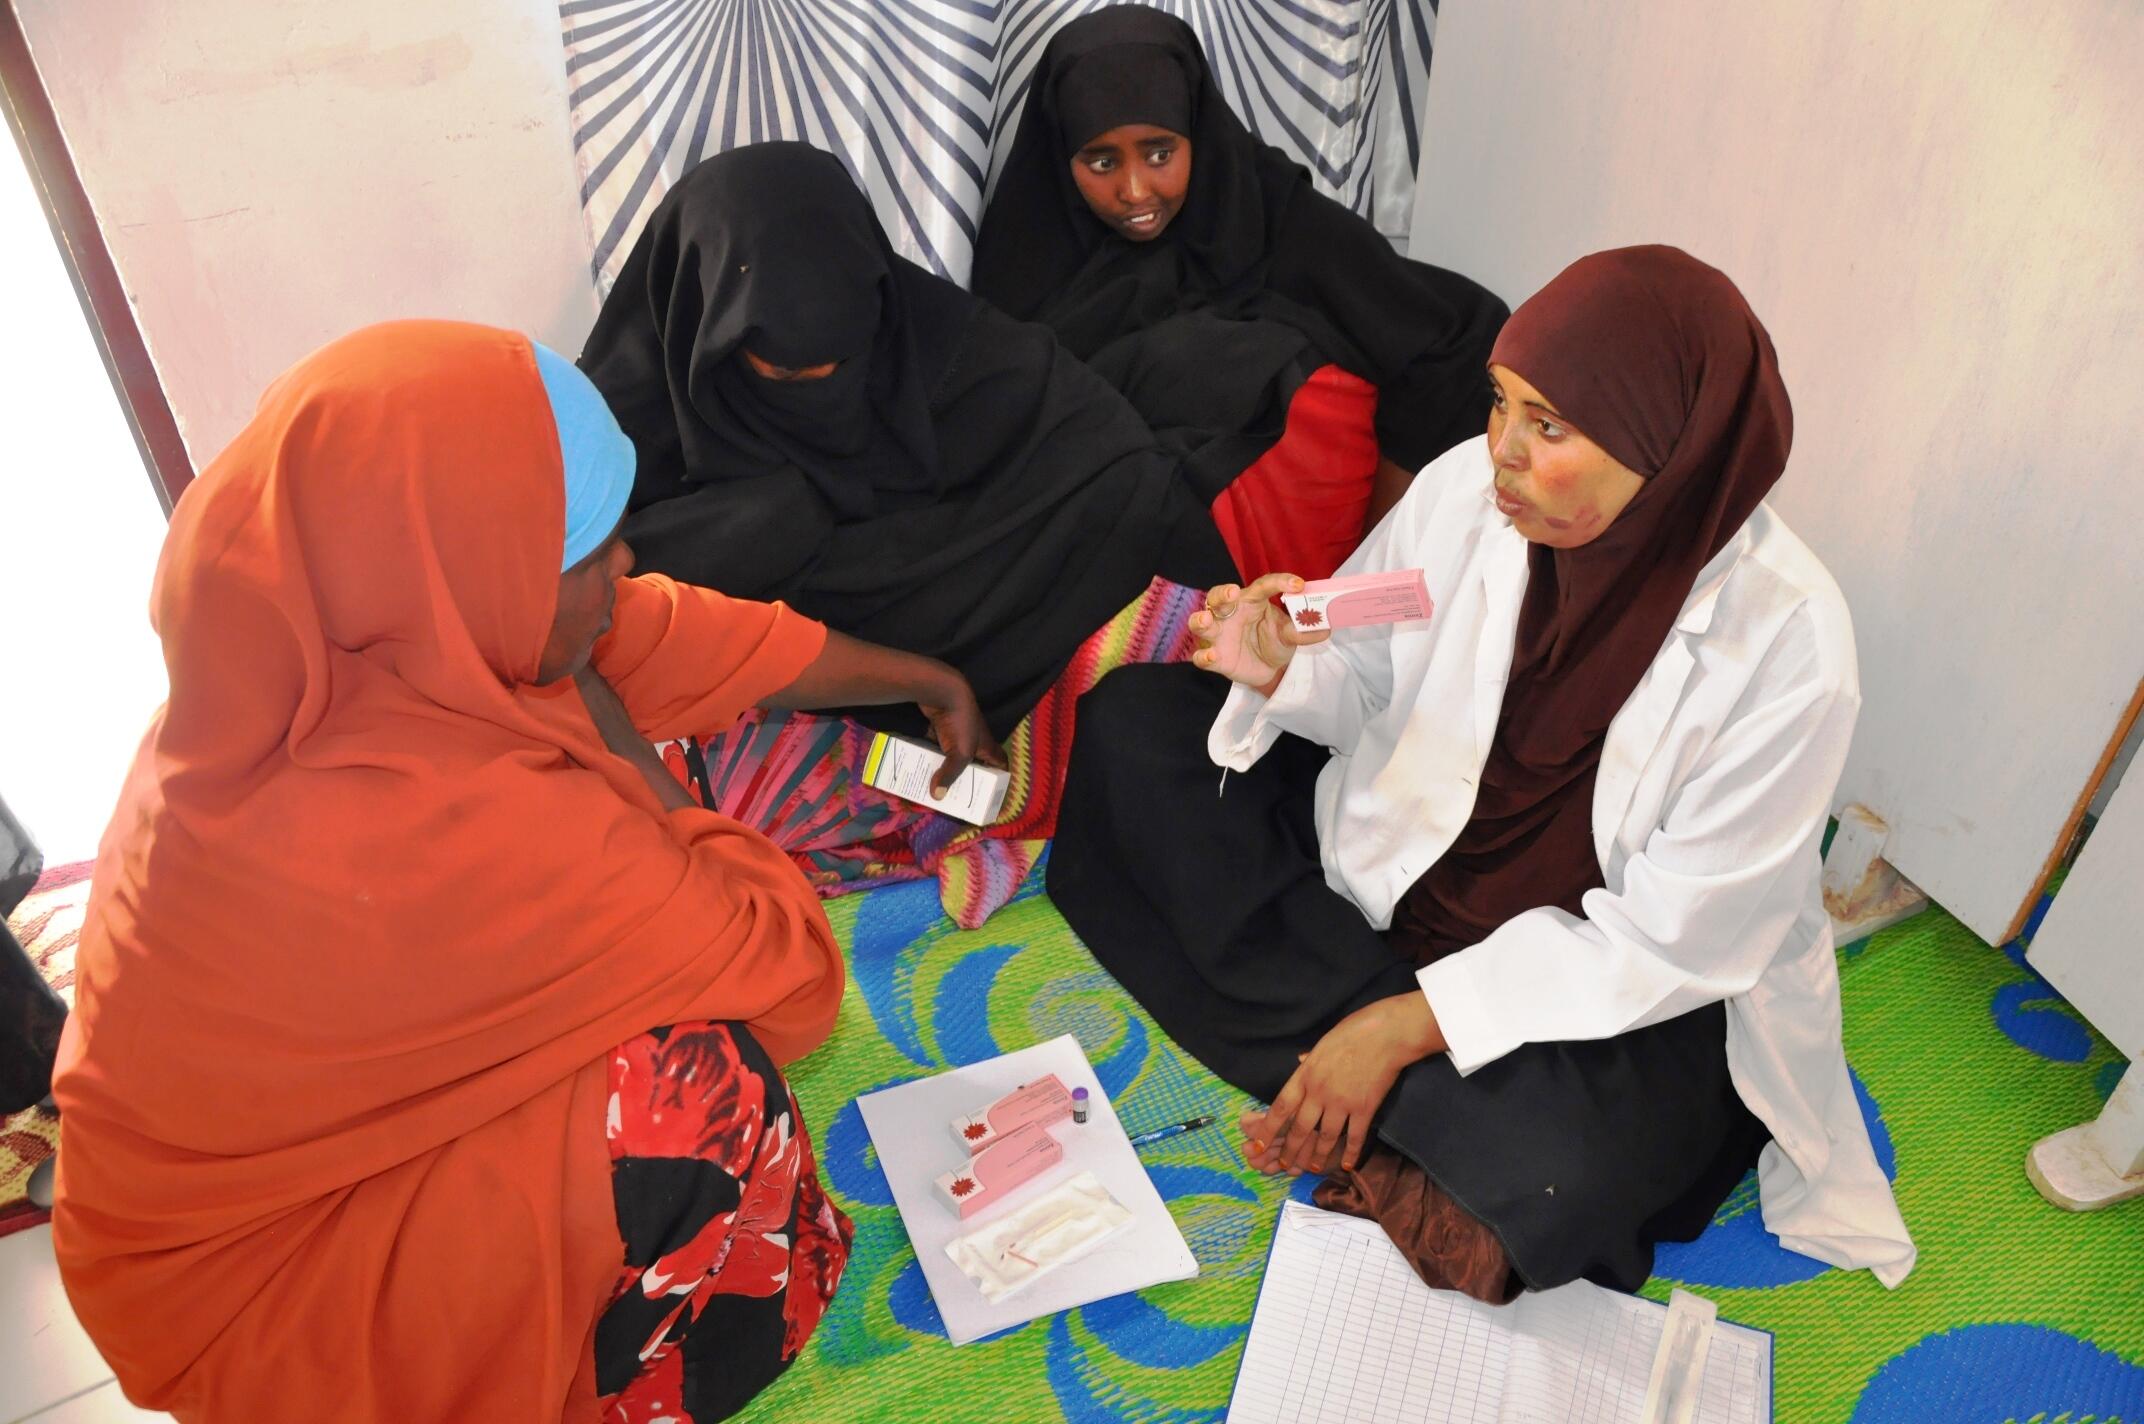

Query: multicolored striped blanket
668,579,1205,929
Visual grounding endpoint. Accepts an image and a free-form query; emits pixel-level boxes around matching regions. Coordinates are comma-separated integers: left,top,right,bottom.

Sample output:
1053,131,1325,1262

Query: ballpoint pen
1126,1113,1219,1149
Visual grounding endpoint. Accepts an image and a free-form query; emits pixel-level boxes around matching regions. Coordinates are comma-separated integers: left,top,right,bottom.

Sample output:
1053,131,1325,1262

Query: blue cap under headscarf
531,340,635,570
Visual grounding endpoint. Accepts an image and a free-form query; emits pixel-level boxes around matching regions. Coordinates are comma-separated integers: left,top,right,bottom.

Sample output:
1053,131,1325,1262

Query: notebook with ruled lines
1226,1202,1771,1424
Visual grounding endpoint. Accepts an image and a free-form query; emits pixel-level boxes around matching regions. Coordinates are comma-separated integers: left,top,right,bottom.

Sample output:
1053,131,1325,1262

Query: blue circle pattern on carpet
1992,942,2097,1063
839,877,2144,1422
828,877,1269,1420
846,880,947,1069
1652,1067,1896,1290
1849,1323,2144,1421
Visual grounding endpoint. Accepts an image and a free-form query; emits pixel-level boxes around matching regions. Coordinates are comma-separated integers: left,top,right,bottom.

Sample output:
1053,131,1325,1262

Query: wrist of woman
1381,991,1445,1060
912,657,966,707
1254,656,1291,699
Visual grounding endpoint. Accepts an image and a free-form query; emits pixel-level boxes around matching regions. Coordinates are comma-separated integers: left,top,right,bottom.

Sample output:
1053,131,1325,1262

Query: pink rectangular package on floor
934,1123,1065,1217
950,1075,1074,1153
1279,568,1432,631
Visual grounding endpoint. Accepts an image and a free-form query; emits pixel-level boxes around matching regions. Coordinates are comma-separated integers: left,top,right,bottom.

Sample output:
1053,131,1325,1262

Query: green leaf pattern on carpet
737,875,2143,1423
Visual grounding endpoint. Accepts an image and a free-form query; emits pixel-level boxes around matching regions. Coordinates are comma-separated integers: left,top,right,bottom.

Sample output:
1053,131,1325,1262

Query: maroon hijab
1393,246,1793,961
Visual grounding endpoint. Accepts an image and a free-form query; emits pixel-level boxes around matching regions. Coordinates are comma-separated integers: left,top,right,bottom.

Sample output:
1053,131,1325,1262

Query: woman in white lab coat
1048,247,1915,1300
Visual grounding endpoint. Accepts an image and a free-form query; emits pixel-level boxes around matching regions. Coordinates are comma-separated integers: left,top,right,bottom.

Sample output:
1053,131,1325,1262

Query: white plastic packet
944,1172,1134,1304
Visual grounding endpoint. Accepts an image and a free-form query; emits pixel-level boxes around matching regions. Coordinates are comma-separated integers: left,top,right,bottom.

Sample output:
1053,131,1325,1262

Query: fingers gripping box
1278,569,1432,632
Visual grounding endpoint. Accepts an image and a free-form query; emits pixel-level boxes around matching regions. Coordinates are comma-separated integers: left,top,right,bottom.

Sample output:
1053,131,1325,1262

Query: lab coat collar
1676,519,1752,637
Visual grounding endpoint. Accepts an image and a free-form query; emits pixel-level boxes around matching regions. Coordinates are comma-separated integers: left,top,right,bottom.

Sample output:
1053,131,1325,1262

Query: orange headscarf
50,320,841,1422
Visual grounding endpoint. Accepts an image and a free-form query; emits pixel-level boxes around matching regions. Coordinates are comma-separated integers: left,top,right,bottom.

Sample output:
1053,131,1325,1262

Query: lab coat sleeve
1207,453,1443,768
1420,624,1859,1073
1206,642,1384,769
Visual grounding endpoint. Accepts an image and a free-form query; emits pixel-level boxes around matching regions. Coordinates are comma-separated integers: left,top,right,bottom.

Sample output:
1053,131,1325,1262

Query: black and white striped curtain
559,0,1438,291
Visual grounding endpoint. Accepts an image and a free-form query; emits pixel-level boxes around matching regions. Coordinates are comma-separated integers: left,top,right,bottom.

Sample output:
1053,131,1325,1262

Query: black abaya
580,143,1232,737
971,7,1509,495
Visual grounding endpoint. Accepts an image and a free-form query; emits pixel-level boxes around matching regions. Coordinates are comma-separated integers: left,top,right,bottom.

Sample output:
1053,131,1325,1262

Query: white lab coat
1210,435,1916,1286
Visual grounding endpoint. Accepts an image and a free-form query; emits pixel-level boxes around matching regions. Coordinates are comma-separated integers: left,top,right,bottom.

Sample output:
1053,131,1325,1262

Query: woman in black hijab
581,141,1232,738
972,6,1509,569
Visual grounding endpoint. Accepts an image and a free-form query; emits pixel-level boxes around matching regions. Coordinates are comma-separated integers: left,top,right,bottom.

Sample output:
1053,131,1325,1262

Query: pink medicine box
933,1123,1064,1217
1279,569,1433,632
950,1075,1074,1153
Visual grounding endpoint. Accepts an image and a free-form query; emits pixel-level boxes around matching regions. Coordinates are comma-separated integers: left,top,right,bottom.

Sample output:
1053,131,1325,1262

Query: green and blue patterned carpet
745,863,2142,1423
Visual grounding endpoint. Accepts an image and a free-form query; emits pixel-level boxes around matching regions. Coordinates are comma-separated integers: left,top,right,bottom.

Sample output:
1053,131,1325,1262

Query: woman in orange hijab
50,320,1000,1422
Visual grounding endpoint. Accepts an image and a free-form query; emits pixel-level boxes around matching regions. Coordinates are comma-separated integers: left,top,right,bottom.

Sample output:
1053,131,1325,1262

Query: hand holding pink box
1278,569,1432,631
933,1123,1065,1217
950,1075,1074,1153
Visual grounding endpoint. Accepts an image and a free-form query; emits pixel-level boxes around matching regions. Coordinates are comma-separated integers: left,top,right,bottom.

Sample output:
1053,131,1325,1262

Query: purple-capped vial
1071,1086,1090,1124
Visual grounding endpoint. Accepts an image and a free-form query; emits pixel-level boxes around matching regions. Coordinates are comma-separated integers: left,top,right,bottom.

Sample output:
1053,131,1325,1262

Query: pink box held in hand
933,1123,1064,1217
1279,569,1432,632
949,1075,1075,1153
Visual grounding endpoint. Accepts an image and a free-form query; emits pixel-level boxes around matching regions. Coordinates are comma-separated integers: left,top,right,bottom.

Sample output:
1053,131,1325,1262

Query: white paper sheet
855,1034,1199,1344
1227,1204,1770,1424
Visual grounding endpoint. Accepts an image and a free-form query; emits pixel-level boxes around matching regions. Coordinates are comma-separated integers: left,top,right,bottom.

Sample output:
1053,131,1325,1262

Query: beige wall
18,0,599,468
1409,0,2144,944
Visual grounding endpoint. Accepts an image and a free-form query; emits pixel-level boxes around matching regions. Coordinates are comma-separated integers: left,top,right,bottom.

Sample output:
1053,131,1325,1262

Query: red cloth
598,1022,851,1420
1207,365,1379,581
51,321,843,1423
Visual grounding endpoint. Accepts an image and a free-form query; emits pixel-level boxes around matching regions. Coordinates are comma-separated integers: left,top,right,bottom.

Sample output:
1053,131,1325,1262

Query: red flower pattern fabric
782,1168,847,1360
597,1022,851,1423
609,1022,766,1175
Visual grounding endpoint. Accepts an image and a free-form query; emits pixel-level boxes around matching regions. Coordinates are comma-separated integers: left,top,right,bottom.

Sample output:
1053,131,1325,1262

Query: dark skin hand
576,664,698,813
576,633,1002,805
762,628,1006,795
544,528,1003,805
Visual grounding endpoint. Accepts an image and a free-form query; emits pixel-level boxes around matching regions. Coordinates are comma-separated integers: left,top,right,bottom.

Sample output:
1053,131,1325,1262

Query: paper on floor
855,1034,1199,1344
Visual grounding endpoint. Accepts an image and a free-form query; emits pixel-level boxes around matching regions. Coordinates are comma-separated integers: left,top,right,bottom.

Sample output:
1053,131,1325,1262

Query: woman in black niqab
580,142,1232,737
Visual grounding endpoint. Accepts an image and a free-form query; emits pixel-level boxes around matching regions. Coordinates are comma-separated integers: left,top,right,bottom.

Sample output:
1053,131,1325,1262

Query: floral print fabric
597,1022,852,1422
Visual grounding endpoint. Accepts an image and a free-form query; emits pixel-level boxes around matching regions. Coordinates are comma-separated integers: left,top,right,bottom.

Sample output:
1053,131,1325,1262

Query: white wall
17,0,599,470
1410,0,2144,945
2031,757,2144,1056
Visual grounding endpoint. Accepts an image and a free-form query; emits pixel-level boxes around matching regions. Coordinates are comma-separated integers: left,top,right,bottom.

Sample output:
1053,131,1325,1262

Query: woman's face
1485,364,1645,549
1068,124,1192,241
537,531,634,684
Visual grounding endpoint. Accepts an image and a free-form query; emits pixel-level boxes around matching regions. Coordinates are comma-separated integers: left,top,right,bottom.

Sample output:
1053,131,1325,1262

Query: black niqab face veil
577,138,1238,737
619,143,945,520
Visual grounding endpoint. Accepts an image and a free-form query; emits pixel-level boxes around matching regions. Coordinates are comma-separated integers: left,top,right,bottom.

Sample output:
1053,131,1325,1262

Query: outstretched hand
1189,573,1330,694
759,629,1005,797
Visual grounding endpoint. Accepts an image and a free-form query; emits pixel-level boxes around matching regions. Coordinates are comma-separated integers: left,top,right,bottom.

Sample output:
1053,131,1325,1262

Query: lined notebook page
1500,1281,1770,1423
1226,1204,1769,1424
1228,1205,1510,1423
